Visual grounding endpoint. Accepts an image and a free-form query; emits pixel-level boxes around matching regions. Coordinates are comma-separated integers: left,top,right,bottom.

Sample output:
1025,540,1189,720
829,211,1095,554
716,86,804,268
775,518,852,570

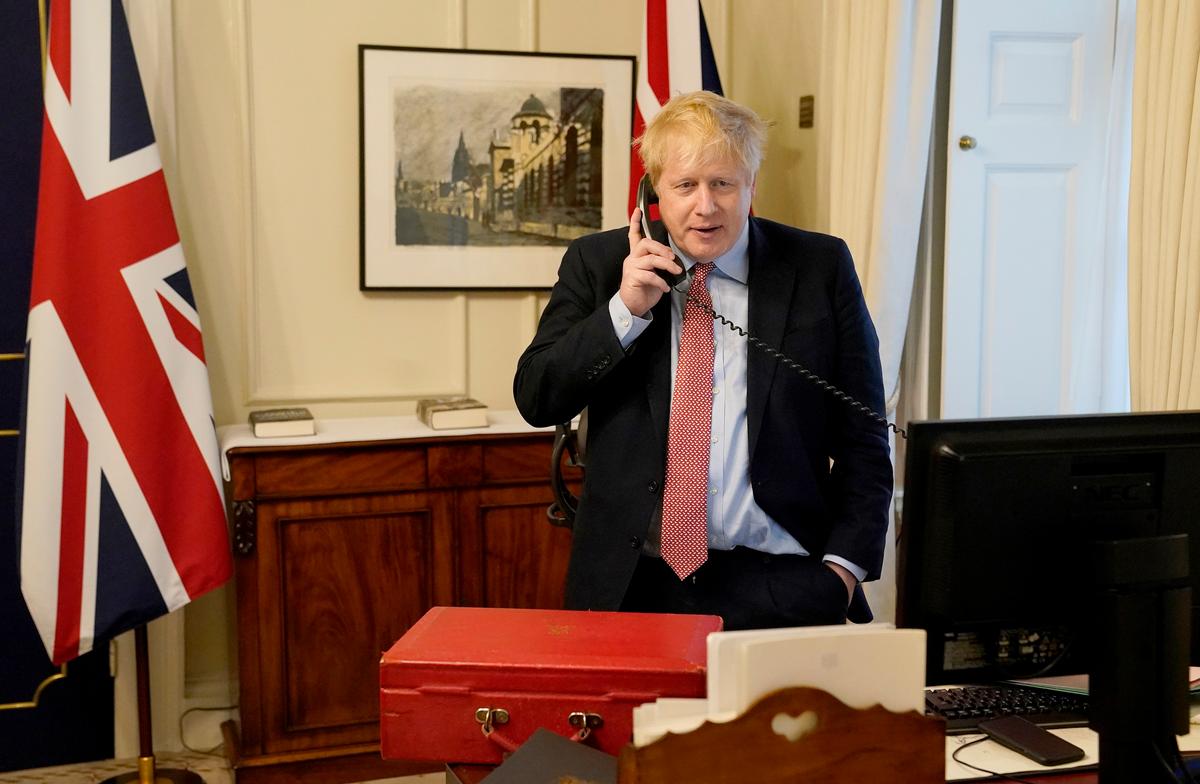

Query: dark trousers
619,547,868,631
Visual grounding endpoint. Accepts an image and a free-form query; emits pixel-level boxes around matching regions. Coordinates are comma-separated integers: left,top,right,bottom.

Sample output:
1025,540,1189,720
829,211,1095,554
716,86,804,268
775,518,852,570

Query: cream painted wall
166,0,826,750
733,0,825,231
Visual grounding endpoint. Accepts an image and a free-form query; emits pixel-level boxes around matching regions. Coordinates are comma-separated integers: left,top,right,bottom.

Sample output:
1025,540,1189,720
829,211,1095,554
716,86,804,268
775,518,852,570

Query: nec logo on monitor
1071,473,1157,511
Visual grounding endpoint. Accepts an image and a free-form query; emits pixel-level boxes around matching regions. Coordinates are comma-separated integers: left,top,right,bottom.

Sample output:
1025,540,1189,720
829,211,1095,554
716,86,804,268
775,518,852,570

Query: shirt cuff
822,554,867,583
609,292,652,349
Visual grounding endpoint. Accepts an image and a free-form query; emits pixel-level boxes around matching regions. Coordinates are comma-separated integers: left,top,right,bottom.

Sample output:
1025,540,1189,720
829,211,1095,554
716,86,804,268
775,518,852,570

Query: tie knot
692,262,715,286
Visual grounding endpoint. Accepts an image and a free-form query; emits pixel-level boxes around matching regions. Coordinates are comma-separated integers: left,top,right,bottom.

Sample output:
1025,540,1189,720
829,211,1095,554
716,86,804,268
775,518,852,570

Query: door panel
279,507,436,732
978,166,1072,414
942,0,1117,417
256,491,454,754
475,489,574,610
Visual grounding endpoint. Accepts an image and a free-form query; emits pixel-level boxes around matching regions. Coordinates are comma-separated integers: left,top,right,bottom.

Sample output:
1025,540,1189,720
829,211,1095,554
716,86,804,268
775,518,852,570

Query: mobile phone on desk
978,715,1086,766
635,174,682,288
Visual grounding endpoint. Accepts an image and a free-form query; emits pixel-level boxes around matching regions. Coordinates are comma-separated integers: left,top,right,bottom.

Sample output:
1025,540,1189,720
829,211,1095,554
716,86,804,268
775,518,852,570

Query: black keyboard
926,684,1090,734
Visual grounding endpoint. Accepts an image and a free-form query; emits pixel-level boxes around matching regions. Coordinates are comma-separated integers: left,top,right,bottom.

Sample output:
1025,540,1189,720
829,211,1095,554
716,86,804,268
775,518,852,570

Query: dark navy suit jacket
514,216,893,616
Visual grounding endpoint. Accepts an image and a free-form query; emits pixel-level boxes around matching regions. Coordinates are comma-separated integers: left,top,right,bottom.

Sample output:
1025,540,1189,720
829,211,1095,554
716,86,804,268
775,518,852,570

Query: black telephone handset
636,174,684,288
630,174,904,440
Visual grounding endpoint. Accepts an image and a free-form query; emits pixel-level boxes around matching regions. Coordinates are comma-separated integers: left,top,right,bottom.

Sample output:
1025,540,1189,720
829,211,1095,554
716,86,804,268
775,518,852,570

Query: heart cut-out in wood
771,710,819,742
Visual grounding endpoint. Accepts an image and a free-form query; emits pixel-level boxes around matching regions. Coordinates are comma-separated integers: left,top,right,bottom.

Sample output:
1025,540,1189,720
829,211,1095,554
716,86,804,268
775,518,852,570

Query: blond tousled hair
637,91,768,185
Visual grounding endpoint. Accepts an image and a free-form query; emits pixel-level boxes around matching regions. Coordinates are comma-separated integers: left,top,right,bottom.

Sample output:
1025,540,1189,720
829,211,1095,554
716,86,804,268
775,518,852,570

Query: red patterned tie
661,262,715,580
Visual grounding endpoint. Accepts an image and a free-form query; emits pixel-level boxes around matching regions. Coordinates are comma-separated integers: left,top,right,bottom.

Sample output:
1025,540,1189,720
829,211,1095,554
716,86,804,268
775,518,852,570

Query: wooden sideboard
220,427,579,784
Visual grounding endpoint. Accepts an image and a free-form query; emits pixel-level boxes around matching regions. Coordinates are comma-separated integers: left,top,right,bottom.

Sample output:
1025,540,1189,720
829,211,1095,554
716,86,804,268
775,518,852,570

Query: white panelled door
941,0,1116,418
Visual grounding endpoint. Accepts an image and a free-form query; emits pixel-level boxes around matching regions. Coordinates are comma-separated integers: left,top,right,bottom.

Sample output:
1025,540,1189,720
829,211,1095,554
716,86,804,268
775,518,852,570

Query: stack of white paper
631,697,717,747
632,623,927,747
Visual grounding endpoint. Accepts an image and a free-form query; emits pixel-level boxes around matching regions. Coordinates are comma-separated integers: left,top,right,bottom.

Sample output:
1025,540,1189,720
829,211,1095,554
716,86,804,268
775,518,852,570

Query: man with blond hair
514,91,891,629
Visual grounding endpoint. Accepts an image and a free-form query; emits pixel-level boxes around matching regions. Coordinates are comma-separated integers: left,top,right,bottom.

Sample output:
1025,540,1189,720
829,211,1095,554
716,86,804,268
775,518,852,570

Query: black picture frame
359,45,636,290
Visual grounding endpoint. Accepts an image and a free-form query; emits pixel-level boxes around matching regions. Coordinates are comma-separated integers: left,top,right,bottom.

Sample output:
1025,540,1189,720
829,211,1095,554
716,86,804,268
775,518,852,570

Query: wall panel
465,0,530,50
727,0,823,231
246,0,467,405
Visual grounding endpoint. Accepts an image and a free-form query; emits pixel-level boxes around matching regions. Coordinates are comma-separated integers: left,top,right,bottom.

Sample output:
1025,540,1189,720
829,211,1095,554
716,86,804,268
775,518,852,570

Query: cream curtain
817,0,941,415
1128,0,1200,410
1072,0,1137,414
816,0,942,622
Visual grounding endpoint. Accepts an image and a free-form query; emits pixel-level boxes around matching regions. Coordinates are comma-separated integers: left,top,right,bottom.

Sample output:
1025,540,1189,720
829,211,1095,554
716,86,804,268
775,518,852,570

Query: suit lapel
746,219,796,461
645,294,673,453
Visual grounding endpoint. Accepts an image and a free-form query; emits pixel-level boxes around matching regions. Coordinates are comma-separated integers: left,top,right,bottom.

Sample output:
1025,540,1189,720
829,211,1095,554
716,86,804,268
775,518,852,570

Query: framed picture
359,46,636,290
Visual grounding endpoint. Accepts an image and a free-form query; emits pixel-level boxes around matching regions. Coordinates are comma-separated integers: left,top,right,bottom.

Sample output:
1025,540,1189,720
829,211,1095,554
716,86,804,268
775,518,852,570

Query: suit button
630,536,642,549
648,480,659,493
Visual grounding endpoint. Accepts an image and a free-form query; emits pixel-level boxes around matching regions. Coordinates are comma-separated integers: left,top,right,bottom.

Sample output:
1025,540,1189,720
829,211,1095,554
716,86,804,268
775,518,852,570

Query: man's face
656,151,755,263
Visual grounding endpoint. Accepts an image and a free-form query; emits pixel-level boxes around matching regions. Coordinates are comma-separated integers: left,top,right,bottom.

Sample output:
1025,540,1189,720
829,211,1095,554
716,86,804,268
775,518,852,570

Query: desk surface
446,762,1120,783
447,762,1103,783
449,730,1200,783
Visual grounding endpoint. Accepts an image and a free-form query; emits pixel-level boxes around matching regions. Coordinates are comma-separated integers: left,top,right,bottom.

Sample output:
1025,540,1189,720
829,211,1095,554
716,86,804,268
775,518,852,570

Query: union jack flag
629,0,725,212
18,0,231,665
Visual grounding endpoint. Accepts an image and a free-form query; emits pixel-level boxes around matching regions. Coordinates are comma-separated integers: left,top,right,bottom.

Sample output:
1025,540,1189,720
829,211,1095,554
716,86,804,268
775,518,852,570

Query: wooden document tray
618,686,945,783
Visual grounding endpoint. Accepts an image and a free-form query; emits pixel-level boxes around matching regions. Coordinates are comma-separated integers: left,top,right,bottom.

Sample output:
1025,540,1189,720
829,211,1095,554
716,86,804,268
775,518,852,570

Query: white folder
707,623,923,715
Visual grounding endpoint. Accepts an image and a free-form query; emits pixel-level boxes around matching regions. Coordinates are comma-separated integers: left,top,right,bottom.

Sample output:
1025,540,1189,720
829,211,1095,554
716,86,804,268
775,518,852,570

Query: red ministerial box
380,606,721,764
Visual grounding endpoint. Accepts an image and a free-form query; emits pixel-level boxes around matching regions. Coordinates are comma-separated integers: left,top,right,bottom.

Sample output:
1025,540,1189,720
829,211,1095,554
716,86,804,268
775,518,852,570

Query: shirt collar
668,218,751,284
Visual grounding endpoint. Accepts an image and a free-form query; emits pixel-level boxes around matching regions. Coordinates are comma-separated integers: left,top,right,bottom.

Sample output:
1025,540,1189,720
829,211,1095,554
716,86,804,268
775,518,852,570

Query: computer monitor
896,411,1200,686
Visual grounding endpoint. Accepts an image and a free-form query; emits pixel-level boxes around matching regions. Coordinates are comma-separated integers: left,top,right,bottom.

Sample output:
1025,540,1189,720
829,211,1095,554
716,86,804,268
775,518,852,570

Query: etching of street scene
392,82,605,247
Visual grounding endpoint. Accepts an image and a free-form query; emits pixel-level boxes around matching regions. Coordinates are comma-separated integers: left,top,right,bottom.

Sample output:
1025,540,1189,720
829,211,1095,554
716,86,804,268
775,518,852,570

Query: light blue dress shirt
607,221,867,581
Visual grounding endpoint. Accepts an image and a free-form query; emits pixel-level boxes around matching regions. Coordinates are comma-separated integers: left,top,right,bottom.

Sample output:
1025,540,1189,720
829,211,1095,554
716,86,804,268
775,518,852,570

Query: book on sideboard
248,407,315,438
416,396,489,430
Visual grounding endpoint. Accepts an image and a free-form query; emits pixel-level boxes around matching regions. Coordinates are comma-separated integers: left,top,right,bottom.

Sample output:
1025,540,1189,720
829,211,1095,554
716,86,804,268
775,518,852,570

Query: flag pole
37,0,46,82
100,625,204,784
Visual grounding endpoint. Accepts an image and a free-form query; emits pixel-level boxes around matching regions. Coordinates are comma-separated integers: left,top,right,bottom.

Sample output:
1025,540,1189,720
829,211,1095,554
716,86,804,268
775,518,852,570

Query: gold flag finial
38,0,48,83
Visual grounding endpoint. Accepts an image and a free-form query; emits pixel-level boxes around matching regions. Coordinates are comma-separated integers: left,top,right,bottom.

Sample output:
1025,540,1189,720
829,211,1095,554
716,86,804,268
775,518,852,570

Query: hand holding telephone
635,174,684,288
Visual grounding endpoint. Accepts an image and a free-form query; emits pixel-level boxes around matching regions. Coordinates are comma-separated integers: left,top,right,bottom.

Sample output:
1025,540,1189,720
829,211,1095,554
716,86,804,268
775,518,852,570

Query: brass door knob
959,135,977,150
